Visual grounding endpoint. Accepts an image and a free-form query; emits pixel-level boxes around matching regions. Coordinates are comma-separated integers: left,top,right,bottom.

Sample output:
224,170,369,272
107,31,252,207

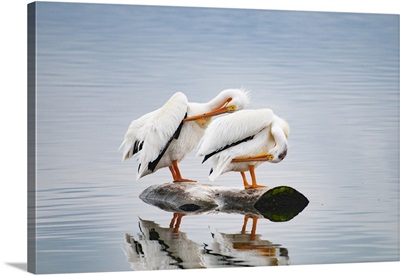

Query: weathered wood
139,182,309,222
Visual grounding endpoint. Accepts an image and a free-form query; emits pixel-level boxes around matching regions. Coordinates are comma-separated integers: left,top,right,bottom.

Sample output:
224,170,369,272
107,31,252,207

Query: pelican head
218,88,250,112
184,88,250,122
266,145,288,163
266,117,290,163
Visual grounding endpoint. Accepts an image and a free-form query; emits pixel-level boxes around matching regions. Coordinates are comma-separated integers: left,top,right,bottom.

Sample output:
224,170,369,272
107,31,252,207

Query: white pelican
119,89,250,182
197,109,289,189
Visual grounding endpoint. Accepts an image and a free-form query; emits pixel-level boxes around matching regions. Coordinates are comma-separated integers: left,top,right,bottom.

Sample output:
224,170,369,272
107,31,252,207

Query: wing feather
197,109,274,158
119,110,156,161
136,92,188,177
119,92,188,171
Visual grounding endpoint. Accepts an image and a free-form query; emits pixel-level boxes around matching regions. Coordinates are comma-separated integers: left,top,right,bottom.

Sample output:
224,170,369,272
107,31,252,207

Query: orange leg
169,213,185,233
241,215,249,233
248,165,267,189
171,160,196,183
241,172,251,189
241,215,258,241
169,213,178,228
169,166,177,181
250,217,258,241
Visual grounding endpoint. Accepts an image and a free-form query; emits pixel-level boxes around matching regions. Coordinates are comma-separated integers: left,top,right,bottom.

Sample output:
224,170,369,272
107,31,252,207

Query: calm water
32,2,399,274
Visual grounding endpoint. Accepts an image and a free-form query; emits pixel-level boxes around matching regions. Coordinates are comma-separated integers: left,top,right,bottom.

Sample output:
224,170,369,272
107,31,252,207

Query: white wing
120,92,188,177
119,110,156,161
197,109,274,161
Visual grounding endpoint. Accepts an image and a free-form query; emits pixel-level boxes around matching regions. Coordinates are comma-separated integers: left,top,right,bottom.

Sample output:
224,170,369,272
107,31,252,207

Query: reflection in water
124,183,307,269
125,218,205,270
125,215,289,270
169,213,186,233
208,216,289,267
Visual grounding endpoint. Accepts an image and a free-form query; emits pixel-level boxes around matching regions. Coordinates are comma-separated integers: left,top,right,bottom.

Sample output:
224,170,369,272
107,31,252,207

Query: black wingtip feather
202,155,210,164
147,113,188,172
202,134,256,163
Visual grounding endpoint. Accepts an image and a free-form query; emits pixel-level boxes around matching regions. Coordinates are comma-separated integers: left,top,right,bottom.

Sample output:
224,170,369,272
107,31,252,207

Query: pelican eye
226,105,237,112
278,147,288,160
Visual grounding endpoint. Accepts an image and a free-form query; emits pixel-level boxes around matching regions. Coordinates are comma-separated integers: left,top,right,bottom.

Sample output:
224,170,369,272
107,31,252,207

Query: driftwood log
139,182,309,222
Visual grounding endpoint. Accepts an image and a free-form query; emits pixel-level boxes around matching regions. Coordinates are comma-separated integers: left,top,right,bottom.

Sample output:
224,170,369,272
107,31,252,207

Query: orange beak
184,105,236,121
184,98,236,122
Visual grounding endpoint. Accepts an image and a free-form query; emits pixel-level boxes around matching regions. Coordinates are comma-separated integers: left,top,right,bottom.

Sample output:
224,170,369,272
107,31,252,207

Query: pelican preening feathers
119,88,250,182
197,109,290,189
120,88,289,189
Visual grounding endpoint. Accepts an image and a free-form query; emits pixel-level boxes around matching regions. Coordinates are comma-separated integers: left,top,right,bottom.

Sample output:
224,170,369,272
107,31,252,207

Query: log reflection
124,182,308,270
125,215,289,270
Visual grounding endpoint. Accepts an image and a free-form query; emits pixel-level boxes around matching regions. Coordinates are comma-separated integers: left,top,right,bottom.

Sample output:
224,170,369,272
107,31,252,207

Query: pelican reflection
125,182,308,269
169,213,185,233
124,216,289,270
207,215,289,267
124,218,205,270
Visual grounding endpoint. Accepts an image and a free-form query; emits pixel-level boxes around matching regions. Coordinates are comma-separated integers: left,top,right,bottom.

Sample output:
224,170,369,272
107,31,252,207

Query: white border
0,1,398,275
